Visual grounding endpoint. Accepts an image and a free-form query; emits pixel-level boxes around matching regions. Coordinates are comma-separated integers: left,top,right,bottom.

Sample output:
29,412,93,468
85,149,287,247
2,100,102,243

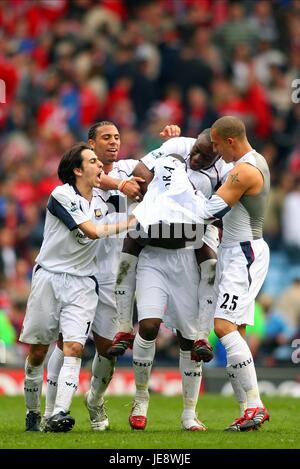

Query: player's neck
233,142,253,162
75,181,93,201
103,163,113,174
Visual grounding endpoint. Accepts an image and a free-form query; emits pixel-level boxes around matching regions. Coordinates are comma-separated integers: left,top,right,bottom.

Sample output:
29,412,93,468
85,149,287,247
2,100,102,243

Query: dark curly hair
58,142,91,185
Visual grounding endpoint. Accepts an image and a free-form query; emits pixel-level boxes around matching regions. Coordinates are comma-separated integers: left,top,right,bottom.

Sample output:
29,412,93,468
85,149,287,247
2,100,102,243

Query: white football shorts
214,238,270,326
20,266,98,346
202,224,219,254
91,278,118,340
136,246,200,340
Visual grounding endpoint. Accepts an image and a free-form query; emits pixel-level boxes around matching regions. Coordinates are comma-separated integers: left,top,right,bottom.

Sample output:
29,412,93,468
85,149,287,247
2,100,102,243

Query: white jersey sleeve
141,137,196,171
215,159,233,185
115,159,139,177
48,186,90,230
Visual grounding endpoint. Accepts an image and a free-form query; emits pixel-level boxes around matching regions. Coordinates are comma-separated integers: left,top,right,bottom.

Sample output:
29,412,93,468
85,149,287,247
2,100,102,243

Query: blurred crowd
1,0,300,368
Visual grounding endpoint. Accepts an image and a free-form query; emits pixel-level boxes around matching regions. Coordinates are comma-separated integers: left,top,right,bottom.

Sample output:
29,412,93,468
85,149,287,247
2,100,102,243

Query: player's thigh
92,281,118,341
136,250,168,320
247,239,270,298
214,241,269,326
166,250,200,340
20,268,59,345
60,276,98,346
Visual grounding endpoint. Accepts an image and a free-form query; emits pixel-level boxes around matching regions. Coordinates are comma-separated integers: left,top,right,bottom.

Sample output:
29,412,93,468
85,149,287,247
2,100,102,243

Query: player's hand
121,177,145,202
159,124,181,139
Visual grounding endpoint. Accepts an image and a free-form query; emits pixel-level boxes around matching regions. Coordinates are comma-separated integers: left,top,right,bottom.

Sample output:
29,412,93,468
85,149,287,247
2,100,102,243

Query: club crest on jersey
70,201,77,212
94,208,102,219
151,150,164,159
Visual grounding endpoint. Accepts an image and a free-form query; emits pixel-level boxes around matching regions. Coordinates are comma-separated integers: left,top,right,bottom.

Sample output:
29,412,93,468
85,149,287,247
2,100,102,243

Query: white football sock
52,356,81,415
24,357,44,414
180,350,202,418
115,253,137,333
197,259,216,340
44,345,64,418
226,364,247,415
221,331,262,408
132,332,155,401
88,354,115,406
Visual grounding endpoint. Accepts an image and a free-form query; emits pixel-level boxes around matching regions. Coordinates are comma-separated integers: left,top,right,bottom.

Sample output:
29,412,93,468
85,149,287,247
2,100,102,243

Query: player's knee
214,323,223,338
29,345,49,365
139,320,160,341
214,318,236,338
63,341,83,358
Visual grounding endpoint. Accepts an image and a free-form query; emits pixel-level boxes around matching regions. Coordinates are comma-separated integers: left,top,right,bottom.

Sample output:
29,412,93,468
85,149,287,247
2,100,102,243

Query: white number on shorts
85,321,91,335
220,293,239,311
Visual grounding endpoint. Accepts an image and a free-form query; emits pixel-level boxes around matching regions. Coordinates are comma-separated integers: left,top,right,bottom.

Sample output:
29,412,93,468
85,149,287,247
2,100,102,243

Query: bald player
189,116,270,432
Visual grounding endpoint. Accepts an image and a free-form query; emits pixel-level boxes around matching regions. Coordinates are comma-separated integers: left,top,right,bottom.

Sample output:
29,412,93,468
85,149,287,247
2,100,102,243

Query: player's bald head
197,128,211,144
211,116,246,140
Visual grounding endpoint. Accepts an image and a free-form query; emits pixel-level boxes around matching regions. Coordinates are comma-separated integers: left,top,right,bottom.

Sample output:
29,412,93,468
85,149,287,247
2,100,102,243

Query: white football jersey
96,159,139,282
36,184,109,276
141,137,233,197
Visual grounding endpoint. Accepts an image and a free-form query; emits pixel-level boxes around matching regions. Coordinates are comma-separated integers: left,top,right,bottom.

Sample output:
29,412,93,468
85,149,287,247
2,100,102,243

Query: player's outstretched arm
196,163,261,222
78,215,136,240
215,163,256,206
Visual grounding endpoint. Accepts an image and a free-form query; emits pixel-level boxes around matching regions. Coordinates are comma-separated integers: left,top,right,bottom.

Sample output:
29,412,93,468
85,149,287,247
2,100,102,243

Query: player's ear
227,137,234,145
74,167,83,177
88,139,95,150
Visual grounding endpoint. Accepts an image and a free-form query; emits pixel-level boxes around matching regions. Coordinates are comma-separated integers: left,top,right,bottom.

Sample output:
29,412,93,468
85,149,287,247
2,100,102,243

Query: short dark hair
211,116,246,140
58,142,91,185
88,121,117,140
197,128,211,143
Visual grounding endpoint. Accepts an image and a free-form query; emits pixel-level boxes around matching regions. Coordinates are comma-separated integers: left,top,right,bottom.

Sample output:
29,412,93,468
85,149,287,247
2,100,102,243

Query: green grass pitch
0,394,299,449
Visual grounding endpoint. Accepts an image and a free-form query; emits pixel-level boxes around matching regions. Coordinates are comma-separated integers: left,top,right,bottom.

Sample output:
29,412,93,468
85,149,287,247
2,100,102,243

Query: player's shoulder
51,183,75,200
113,158,138,176
162,136,196,152
228,161,259,187
158,137,196,163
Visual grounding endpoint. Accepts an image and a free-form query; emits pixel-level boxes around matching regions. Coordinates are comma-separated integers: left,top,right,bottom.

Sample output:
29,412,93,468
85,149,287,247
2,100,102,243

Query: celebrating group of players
20,116,270,434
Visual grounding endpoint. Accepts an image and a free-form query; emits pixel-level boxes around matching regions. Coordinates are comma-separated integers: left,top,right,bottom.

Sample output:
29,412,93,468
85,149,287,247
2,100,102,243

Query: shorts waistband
220,238,264,248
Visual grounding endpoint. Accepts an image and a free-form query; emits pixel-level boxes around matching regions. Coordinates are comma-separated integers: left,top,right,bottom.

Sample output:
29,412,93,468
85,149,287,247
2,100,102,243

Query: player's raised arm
194,162,265,223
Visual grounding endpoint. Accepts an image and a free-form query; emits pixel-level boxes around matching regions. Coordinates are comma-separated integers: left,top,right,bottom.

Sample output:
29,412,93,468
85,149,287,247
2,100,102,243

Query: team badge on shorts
94,209,102,219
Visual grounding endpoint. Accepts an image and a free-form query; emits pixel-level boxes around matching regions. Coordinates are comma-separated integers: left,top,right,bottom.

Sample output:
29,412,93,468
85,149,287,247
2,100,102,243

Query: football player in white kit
42,122,181,432
111,131,232,431
111,130,230,357
20,142,134,432
190,116,270,431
